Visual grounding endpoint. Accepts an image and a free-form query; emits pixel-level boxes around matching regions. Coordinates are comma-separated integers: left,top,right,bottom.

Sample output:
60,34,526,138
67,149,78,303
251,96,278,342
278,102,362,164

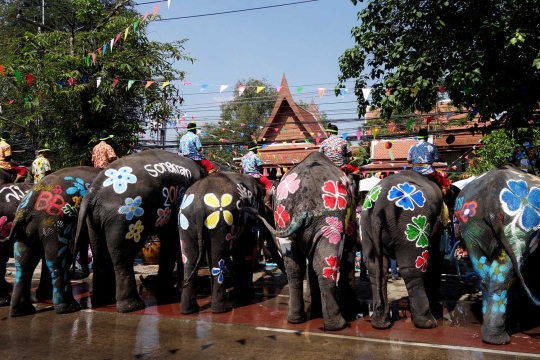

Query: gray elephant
0,183,33,305
5,167,100,316
75,149,206,313
360,170,459,329
180,172,279,314
456,165,540,345
246,152,357,330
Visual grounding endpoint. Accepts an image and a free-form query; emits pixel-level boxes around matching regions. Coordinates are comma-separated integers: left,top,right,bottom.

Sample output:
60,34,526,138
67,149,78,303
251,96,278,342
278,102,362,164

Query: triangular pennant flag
162,81,170,89
115,32,122,44
238,85,246,96
145,80,154,89
183,81,192,85
219,85,228,93
91,52,96,65
356,130,362,141
318,88,326,98
406,119,414,130
82,75,87,83
85,55,90,67
124,26,129,40
112,78,119,88
102,43,107,56
128,80,135,90
0,65,4,76
342,133,348,140
97,48,102,56
339,88,347,97
141,12,150,22
426,116,434,125
201,84,208,91
56,81,63,89
388,124,395,133
410,88,419,97
27,74,33,87
110,38,114,52
446,112,454,120
133,20,139,32
153,3,160,18
256,86,265,93
67,77,75,86
14,70,21,82
276,86,283,92
438,87,446,94
362,88,371,100
96,77,101,88
296,87,304,93
372,128,378,139
167,0,171,8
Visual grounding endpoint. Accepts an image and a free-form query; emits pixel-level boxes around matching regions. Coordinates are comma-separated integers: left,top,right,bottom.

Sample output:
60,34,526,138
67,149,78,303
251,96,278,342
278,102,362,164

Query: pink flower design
276,172,301,200
274,204,290,228
321,181,347,210
225,225,237,249
322,255,340,281
0,216,12,238
155,207,171,227
415,250,429,272
321,217,343,244
180,240,187,264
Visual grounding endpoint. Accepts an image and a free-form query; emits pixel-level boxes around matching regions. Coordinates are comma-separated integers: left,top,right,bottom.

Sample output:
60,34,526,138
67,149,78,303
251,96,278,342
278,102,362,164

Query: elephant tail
494,220,540,306
181,212,206,288
72,197,91,278
241,206,300,238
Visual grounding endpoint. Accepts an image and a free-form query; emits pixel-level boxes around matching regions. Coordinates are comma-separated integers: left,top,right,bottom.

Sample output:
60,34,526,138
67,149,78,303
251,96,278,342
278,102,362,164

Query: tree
296,100,330,126
0,0,192,167
338,0,540,131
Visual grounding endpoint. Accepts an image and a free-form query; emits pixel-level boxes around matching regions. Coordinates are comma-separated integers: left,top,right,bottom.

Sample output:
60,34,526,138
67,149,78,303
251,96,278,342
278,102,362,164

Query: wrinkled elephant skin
457,165,540,345
76,150,206,313
7,167,100,316
180,172,264,314
360,171,445,330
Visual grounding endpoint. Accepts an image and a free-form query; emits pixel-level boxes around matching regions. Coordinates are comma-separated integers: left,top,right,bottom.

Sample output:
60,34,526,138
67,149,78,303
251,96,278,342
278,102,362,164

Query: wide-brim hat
1,131,11,141
248,142,260,151
38,145,51,153
187,123,200,130
99,131,114,141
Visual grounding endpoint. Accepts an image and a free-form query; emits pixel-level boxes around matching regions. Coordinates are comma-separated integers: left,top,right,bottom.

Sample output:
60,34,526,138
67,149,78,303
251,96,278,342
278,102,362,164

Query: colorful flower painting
125,220,144,242
155,207,171,227
321,180,348,210
455,201,477,223
103,167,137,194
500,180,540,231
204,193,233,229
415,250,429,272
274,204,291,228
362,185,381,210
118,196,144,220
321,216,343,244
405,215,430,248
387,183,425,211
211,259,227,284
276,172,300,200
0,216,13,238
179,194,194,230
322,255,340,281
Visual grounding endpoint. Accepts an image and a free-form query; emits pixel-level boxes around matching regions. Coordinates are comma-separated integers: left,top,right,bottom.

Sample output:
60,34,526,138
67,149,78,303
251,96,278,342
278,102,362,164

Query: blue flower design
492,290,508,314
489,260,508,282
178,194,194,230
482,299,488,314
471,255,489,278
64,176,88,196
387,183,426,211
211,259,226,284
118,196,144,220
454,197,464,211
500,180,540,231
103,167,137,194
19,190,32,209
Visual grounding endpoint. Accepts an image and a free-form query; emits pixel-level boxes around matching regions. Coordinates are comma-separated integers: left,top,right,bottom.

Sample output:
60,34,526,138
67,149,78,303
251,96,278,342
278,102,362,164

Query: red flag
426,116,434,125
0,65,4,76
145,81,154,89
97,48,102,56
27,74,33,87
385,88,392,96
112,78,119,88
438,87,446,94
388,124,395,133
8,100,14,104
115,32,122,45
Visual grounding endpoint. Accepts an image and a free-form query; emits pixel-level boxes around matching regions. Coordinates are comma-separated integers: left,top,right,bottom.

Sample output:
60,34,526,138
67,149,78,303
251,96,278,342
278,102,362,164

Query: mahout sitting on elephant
245,152,357,330
180,172,280,314
74,149,206,313
360,170,459,329
4,167,100,316
456,165,540,345
0,168,33,184
0,183,33,305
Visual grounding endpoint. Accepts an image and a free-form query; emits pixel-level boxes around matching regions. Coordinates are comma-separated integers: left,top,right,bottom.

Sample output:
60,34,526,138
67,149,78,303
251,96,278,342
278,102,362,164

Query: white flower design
103,167,137,194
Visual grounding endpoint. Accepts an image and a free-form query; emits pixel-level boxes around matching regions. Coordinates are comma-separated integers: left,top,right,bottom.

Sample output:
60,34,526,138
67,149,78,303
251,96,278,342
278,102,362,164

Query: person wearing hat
241,141,272,208
92,131,117,169
179,122,216,174
0,131,28,183
408,128,450,189
31,144,52,183
318,124,360,175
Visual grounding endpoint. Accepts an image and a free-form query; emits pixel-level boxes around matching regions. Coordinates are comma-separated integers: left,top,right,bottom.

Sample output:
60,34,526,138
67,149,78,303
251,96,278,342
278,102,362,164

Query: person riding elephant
244,152,357,330
4,167,100,316
360,170,459,330
240,142,273,209
74,149,206,313
456,165,540,345
0,131,29,183
318,124,360,175
179,123,216,174
180,172,282,314
0,183,33,306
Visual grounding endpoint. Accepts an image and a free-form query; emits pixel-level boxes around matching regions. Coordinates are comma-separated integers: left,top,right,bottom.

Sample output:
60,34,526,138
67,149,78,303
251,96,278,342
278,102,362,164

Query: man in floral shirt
0,131,28,182
179,123,216,174
31,144,52,183
408,128,450,189
319,124,360,174
92,131,117,169
241,142,272,208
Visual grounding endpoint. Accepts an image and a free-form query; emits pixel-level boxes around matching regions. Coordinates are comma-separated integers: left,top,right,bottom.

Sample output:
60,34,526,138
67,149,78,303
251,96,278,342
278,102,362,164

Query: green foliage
338,0,540,131
349,145,369,166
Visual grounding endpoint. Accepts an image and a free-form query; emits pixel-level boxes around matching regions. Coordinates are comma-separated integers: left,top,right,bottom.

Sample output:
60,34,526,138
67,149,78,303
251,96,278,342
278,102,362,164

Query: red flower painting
455,201,477,223
321,181,347,210
274,204,291,228
322,255,340,281
415,250,429,272
0,216,12,238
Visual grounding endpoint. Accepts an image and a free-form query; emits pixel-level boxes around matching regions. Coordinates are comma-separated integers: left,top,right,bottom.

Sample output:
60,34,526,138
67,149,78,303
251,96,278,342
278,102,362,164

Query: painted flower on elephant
0,216,12,238
64,176,89,196
471,255,489,278
274,204,291,228
204,193,234,229
125,220,144,242
118,196,144,221
179,194,194,230
276,172,300,200
180,240,187,264
455,201,477,223
362,185,381,210
321,217,343,244
322,255,340,281
454,197,464,211
211,259,227,284
103,167,137,194
225,225,237,249
155,207,171,227
405,215,430,248
19,190,32,209
500,179,540,231
489,260,508,282
321,180,348,210
492,290,508,314
387,183,425,211
415,250,429,272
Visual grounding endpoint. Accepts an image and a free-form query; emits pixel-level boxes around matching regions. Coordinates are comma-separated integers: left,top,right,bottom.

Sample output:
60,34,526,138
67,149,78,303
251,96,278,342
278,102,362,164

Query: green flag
14,70,21,82
128,79,135,90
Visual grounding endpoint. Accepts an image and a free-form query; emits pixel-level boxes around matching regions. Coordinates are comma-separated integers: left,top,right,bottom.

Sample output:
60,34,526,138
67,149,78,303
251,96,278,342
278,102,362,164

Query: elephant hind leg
283,239,307,324
10,241,39,317
363,235,391,329
180,231,201,315
399,265,437,329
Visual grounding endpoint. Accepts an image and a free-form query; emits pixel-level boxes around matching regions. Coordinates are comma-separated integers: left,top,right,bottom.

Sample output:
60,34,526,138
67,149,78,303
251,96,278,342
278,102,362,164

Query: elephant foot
180,301,200,315
287,311,307,324
116,297,146,313
55,300,81,314
211,301,233,314
482,327,511,345
0,292,11,307
371,315,392,330
413,313,438,329
323,315,347,331
10,302,36,317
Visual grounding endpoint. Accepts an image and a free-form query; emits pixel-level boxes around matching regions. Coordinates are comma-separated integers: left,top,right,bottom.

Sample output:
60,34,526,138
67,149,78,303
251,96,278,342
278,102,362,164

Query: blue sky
137,0,364,139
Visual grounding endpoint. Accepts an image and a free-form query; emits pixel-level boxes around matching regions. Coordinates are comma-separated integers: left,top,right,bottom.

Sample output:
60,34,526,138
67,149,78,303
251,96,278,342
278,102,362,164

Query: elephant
180,172,281,314
0,183,33,305
456,165,540,345
359,170,459,330
0,168,33,184
4,166,100,316
74,149,206,313
245,152,357,331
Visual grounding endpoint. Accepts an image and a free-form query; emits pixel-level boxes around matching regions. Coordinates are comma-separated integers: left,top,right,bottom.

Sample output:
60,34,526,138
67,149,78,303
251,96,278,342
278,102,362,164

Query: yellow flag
162,82,170,89
411,87,419,97
256,86,265,93
372,128,379,139
124,26,129,40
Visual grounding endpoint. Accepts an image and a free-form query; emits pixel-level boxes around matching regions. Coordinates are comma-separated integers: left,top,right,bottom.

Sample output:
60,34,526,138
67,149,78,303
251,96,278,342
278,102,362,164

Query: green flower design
362,185,381,210
405,215,430,248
